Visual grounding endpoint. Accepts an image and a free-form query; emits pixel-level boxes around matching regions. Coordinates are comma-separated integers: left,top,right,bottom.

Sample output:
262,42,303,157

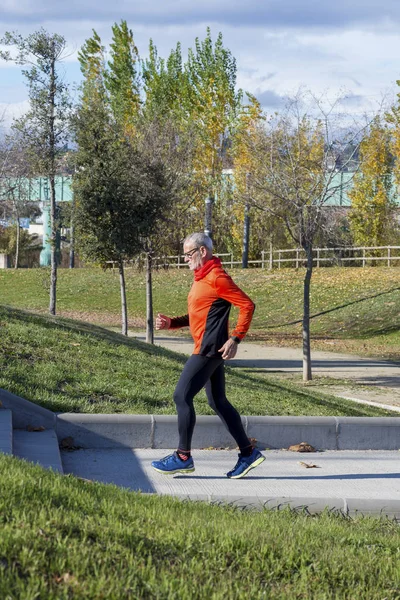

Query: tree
74,64,173,335
231,94,269,264
105,20,140,134
349,118,396,247
0,29,72,313
183,28,242,239
0,137,39,267
134,117,196,343
141,39,204,254
77,29,105,97
247,91,365,380
141,30,251,254
141,40,184,125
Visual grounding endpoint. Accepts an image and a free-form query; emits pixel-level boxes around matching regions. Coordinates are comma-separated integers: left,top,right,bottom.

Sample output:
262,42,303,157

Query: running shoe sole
152,466,195,475
228,454,265,479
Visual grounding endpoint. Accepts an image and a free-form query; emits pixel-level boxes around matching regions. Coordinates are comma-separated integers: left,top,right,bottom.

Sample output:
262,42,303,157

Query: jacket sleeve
169,314,190,329
214,273,255,342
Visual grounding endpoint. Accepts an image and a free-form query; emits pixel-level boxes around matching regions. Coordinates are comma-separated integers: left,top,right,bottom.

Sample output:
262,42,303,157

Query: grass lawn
1,266,400,359
0,455,399,599
0,305,394,416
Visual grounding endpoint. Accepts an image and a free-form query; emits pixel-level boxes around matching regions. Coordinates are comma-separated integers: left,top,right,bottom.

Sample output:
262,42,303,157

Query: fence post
278,250,281,270
261,250,265,270
296,249,299,269
177,254,181,269
317,248,320,268
269,242,273,270
362,248,366,267
231,253,233,269
388,246,391,267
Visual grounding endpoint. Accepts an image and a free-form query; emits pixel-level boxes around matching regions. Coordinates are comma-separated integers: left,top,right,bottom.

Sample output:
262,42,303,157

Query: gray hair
183,232,213,252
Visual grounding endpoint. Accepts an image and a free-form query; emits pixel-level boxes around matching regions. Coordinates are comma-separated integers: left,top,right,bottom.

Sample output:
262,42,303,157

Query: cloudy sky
1,0,400,127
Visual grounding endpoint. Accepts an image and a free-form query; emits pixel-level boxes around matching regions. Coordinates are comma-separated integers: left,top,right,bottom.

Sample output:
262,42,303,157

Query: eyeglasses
183,247,199,259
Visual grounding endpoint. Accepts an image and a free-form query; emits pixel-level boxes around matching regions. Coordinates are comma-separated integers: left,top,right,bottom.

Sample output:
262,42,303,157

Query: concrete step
0,409,13,455
13,429,63,473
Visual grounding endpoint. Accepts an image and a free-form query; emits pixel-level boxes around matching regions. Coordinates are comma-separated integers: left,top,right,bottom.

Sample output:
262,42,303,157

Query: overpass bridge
1,172,369,267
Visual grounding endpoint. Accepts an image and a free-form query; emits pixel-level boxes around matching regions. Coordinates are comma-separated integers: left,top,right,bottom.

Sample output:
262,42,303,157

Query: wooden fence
151,246,400,270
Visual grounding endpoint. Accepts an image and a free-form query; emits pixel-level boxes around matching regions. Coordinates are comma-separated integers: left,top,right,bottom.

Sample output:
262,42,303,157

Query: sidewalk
62,447,400,516
60,334,400,514
132,334,400,410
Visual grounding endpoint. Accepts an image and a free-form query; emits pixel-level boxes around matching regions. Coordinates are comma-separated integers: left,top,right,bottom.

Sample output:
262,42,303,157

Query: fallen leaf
299,461,320,468
70,343,80,346
54,573,78,586
26,425,45,432
59,437,80,451
288,442,316,453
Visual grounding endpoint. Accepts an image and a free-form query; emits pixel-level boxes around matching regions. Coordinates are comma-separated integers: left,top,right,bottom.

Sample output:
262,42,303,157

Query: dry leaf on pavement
59,436,80,451
288,442,316,452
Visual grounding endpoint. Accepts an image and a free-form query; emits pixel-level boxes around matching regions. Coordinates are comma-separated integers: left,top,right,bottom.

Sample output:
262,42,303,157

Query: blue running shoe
151,452,195,475
226,448,265,479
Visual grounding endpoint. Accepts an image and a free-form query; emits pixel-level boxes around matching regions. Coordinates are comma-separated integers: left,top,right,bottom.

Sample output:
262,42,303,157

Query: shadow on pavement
176,473,400,481
229,358,400,370
62,449,156,493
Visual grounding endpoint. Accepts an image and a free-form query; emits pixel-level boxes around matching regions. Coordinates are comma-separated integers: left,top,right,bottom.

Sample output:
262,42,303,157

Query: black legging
173,354,251,452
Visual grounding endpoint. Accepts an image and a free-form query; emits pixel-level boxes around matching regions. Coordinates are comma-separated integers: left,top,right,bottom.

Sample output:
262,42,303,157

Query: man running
151,232,265,478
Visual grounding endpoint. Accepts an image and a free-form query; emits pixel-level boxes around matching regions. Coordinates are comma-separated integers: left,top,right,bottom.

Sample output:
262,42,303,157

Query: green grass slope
0,305,394,416
0,455,399,599
1,266,400,358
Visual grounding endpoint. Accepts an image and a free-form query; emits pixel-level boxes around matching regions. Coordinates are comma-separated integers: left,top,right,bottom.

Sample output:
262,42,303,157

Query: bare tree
0,137,40,267
135,117,196,344
0,29,73,313
247,91,370,380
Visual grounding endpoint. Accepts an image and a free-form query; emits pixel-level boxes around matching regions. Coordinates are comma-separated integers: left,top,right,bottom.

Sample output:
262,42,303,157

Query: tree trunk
242,203,250,268
204,195,213,239
14,211,20,269
146,252,154,344
69,216,75,269
49,52,57,315
69,199,75,268
118,258,128,336
49,175,57,315
302,244,313,381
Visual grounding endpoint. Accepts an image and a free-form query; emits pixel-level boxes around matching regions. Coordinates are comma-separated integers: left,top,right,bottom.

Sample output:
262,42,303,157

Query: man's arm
214,273,255,343
156,313,189,330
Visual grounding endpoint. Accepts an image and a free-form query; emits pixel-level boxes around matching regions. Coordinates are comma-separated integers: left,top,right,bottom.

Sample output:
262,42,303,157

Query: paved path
62,448,400,516
59,334,400,515
132,334,400,409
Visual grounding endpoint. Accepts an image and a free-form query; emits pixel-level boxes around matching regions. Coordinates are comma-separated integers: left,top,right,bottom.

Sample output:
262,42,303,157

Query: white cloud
1,3,400,118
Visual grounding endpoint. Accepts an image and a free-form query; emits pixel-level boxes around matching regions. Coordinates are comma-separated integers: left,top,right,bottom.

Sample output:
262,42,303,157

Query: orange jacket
170,259,255,357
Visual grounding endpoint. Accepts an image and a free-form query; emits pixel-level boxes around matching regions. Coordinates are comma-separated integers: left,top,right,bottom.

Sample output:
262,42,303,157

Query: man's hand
156,313,171,330
218,338,238,360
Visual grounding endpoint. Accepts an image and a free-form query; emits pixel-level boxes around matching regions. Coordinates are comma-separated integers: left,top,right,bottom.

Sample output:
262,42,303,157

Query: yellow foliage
349,119,395,247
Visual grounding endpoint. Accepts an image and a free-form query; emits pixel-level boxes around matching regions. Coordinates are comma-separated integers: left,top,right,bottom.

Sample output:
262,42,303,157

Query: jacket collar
193,256,222,281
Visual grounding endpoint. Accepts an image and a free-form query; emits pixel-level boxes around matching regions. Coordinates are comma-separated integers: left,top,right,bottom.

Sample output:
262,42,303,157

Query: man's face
183,242,205,270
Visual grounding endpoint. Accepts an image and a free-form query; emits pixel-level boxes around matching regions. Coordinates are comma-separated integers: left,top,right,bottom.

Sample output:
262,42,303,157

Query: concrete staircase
0,400,63,473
